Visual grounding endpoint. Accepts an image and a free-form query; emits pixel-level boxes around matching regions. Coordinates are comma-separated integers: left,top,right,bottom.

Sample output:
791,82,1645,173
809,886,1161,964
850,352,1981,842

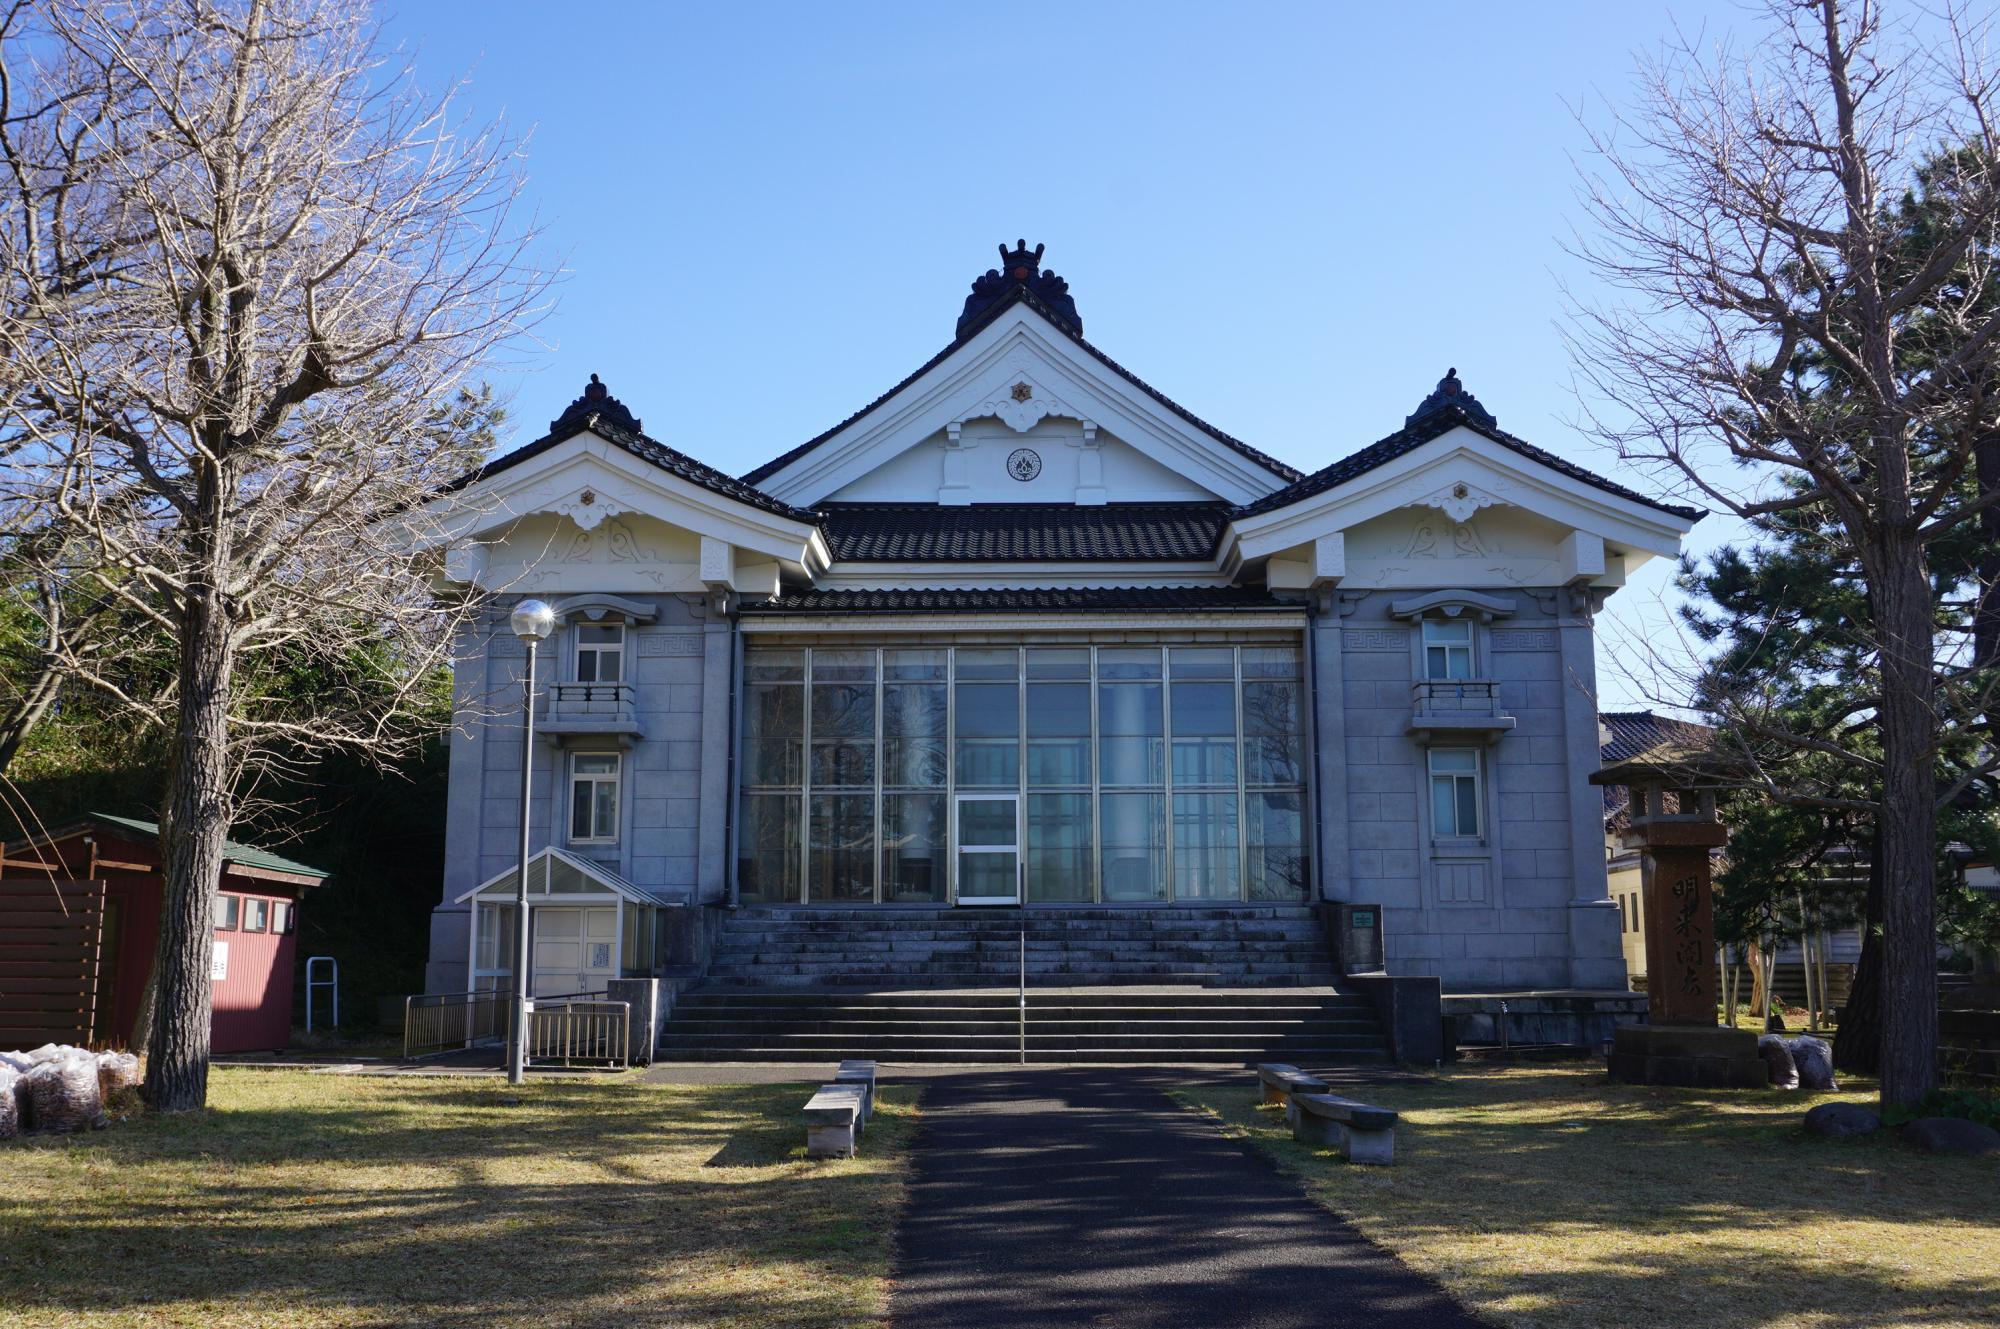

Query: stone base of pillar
1606,1024,1766,1089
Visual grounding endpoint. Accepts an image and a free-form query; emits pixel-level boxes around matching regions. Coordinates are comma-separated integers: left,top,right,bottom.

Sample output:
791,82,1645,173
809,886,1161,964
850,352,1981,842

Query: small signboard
211,942,229,982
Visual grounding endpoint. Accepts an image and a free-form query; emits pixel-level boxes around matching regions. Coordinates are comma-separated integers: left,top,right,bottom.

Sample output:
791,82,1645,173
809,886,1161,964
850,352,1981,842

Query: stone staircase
658,905,1392,1064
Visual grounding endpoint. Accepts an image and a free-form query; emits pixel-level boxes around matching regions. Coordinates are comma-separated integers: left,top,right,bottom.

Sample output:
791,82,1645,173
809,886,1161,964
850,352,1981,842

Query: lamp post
507,598,556,1085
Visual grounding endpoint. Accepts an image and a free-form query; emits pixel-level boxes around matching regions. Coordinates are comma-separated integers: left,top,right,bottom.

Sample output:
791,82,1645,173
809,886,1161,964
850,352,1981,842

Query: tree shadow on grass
0,1074,919,1329
1181,1065,2000,1329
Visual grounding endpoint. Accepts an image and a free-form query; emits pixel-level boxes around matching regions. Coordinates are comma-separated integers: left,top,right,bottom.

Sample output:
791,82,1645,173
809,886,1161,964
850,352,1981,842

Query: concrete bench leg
1343,1126,1395,1166
1262,1082,1290,1106
1292,1108,1341,1149
806,1123,856,1159
1292,1112,1396,1165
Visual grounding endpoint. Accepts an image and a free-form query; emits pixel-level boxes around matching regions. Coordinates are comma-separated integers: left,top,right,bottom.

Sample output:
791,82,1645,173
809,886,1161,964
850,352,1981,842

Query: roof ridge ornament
1406,367,1496,429
551,372,643,436
957,238,1083,339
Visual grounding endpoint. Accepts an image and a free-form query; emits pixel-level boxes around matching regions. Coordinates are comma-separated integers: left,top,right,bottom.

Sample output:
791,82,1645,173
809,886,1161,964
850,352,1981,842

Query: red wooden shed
0,813,329,1054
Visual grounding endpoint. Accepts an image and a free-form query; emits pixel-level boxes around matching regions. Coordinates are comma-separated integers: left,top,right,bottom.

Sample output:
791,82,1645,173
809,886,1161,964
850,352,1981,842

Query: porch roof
455,847,674,907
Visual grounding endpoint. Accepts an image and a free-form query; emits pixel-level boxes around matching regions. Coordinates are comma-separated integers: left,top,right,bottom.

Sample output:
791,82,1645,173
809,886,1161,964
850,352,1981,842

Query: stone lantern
1591,751,1766,1088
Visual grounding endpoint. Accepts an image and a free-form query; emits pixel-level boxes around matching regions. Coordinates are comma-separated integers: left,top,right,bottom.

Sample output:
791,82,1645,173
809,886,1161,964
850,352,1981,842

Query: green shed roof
74,812,331,882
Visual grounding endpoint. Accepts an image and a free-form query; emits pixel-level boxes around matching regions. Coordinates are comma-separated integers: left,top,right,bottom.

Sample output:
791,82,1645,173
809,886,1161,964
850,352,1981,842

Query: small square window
243,899,269,933
1422,619,1476,681
575,623,625,684
213,895,239,931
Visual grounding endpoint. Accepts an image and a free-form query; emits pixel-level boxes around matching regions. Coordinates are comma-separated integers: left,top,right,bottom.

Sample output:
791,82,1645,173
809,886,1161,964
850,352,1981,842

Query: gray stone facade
426,585,1625,995
1308,589,1621,991
424,594,733,994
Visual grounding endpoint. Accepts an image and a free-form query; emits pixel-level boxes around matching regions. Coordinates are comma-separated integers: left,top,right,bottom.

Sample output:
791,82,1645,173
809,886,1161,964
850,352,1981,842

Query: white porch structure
455,847,671,997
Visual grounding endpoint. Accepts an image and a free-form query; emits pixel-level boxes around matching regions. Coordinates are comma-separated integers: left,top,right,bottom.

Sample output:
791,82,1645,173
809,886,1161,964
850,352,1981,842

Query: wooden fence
1940,1006,2000,1089
0,878,107,1048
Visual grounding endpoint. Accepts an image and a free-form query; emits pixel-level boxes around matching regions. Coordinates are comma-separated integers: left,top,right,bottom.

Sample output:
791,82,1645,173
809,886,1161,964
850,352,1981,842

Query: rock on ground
1903,1116,2000,1156
1802,1101,1879,1139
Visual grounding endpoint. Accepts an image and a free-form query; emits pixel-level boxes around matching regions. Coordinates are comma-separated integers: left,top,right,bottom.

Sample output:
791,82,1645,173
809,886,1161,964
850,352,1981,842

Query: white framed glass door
955,793,1020,905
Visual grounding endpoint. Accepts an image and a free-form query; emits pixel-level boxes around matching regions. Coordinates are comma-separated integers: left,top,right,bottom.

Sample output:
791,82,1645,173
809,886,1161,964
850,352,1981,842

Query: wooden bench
834,1059,877,1126
1290,1092,1398,1165
1256,1062,1330,1109
804,1084,867,1159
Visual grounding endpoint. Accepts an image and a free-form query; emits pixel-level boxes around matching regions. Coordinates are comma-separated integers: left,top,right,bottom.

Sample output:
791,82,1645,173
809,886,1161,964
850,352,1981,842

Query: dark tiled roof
738,586,1298,615
818,502,1231,562
1235,405,1705,522
741,283,1303,487
1599,710,1716,818
443,416,816,524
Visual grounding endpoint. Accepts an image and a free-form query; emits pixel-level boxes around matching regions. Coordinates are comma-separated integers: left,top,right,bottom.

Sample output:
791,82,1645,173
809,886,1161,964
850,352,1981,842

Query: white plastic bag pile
0,1044,136,1136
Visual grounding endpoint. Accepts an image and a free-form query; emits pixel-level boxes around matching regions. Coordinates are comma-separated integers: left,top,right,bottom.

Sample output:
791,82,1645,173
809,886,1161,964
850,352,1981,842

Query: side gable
1231,371,1702,594
416,377,825,597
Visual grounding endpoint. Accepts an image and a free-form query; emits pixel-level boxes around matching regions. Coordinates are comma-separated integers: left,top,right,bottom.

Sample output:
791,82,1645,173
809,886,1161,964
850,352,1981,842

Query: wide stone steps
664,905,1384,1063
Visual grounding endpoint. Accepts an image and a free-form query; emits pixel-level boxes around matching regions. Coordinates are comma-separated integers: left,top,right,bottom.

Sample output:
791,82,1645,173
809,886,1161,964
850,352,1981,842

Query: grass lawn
1177,1064,1999,1329
0,1068,916,1328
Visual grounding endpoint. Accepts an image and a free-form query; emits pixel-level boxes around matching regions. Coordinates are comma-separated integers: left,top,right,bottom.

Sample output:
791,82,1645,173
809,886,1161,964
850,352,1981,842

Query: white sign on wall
211,942,229,982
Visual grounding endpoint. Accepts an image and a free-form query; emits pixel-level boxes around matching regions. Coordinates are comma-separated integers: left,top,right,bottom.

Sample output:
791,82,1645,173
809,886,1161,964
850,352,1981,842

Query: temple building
416,242,1700,1049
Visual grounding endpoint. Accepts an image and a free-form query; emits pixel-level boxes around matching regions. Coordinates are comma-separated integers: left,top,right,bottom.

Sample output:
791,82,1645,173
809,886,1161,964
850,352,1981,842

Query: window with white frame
1428,749,1482,838
570,752,621,843
575,623,626,684
1422,618,1475,680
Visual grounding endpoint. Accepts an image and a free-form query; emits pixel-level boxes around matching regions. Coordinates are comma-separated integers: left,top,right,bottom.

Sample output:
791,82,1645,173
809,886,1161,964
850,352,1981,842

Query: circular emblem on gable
1007,448,1042,482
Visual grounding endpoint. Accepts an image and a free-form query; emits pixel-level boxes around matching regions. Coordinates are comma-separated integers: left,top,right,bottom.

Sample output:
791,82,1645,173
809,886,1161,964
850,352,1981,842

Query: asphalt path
887,1068,1485,1329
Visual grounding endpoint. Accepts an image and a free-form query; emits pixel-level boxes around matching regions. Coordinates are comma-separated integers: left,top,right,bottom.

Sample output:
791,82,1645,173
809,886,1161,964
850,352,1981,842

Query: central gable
824,416,1216,504
746,245,1299,508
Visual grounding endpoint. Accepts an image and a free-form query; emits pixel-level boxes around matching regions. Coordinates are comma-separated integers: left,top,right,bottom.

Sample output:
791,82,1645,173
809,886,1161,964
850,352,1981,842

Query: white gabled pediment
415,428,824,595
752,301,1293,507
1238,424,1699,592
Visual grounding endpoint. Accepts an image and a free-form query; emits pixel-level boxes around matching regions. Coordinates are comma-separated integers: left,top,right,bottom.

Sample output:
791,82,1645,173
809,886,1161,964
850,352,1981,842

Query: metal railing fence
404,989,510,1059
525,996,630,1069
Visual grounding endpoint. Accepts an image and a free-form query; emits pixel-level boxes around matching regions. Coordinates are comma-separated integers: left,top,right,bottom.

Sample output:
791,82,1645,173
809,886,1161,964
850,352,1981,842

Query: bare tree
1569,0,2000,1105
0,0,545,1110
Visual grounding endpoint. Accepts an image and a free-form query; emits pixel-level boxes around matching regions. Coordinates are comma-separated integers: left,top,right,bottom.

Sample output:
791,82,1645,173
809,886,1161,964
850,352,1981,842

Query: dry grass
0,1068,916,1328
1176,1064,2000,1329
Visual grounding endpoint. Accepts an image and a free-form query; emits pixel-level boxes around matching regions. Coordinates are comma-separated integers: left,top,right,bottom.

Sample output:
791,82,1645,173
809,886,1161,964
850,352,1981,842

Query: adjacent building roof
817,502,1231,562
738,586,1297,615
741,245,1304,487
1599,710,1717,820
7,811,330,882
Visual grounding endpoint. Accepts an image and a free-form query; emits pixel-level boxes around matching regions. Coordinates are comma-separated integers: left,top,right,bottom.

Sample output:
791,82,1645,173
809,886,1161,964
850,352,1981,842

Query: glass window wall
736,643,1310,904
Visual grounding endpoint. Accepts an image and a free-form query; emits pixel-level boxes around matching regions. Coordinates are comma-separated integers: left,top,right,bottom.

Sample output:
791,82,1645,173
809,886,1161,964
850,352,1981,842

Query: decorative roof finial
1406,366,1496,429
550,372,642,436
958,239,1082,339
1000,239,1045,280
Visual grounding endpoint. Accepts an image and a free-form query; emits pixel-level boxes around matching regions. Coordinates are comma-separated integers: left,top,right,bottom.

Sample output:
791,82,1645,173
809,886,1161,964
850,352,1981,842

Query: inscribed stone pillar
1639,841,1720,1026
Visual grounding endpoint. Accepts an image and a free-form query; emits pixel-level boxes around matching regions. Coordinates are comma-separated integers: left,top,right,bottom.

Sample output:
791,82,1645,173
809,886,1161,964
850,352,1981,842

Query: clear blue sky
382,1,1755,710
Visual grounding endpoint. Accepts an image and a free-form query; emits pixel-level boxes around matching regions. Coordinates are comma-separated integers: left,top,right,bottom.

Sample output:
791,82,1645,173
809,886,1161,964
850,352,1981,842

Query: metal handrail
1410,678,1503,713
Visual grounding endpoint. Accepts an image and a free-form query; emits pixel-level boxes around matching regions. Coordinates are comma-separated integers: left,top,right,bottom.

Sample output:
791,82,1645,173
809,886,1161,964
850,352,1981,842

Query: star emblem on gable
1010,382,1033,402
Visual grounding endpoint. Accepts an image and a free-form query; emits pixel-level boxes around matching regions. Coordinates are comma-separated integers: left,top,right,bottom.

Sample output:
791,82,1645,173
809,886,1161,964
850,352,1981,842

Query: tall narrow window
1428,749,1481,838
570,752,621,843
1422,619,1475,680
575,623,625,683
